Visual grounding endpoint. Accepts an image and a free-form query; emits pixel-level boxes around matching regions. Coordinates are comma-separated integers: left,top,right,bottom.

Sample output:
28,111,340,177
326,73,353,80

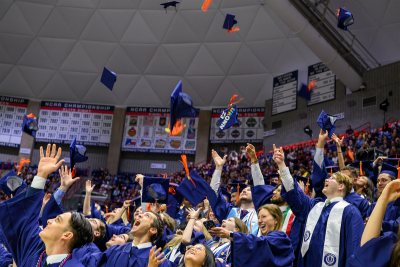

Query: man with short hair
0,144,94,267
105,233,134,249
273,144,364,267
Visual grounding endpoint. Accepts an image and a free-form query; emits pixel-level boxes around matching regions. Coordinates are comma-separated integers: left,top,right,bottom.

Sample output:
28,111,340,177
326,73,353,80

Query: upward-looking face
355,176,368,188
184,244,207,265
377,173,391,193
105,234,129,248
257,209,277,236
221,217,236,232
87,218,100,241
239,187,252,202
131,212,157,237
322,174,344,196
341,170,355,183
134,207,142,220
40,213,73,244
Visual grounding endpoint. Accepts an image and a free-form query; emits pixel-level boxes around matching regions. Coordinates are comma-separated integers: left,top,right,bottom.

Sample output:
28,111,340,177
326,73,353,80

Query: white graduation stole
281,209,293,233
228,208,258,235
301,200,349,267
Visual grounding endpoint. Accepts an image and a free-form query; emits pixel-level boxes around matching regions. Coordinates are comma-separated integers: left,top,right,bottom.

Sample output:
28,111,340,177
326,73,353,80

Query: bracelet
251,160,258,165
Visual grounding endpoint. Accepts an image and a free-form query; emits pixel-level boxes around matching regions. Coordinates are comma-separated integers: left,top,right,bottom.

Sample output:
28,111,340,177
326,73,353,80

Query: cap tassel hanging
201,0,212,11
127,208,130,221
180,155,196,188
228,95,243,107
165,119,186,136
308,80,316,91
18,157,30,175
360,161,363,176
169,187,176,195
330,168,333,176
227,21,239,33
68,166,77,178
236,183,240,203
306,178,310,195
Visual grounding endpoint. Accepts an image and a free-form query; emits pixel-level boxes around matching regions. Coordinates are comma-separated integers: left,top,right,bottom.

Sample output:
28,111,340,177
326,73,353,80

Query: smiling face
257,209,277,236
221,217,236,232
185,244,207,265
105,234,129,248
377,173,392,193
271,185,285,205
322,174,345,198
40,213,73,245
134,207,142,220
239,187,252,202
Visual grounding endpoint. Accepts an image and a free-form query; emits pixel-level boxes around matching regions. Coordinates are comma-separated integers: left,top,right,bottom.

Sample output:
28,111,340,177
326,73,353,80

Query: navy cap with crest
0,170,27,198
223,14,237,30
317,110,338,138
218,104,240,132
380,163,398,179
337,7,354,31
142,177,170,204
169,80,199,133
22,114,38,137
160,1,179,12
70,136,88,168
176,170,215,206
350,161,374,179
100,67,117,91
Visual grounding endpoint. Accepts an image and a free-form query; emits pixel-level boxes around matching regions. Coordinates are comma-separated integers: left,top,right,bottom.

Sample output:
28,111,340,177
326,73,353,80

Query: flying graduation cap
142,177,170,204
22,113,38,137
100,67,117,91
298,80,316,101
223,14,239,33
70,136,88,177
176,169,214,206
160,1,180,13
317,110,338,138
166,80,199,136
0,170,27,198
304,125,313,139
336,7,354,31
218,95,243,132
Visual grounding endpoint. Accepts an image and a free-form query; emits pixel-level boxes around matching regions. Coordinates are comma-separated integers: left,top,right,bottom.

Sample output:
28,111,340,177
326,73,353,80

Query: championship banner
36,101,114,146
210,107,265,143
121,107,198,154
0,96,29,148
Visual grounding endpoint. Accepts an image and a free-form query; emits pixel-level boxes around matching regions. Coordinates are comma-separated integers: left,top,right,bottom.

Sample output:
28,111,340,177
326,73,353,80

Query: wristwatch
229,231,234,241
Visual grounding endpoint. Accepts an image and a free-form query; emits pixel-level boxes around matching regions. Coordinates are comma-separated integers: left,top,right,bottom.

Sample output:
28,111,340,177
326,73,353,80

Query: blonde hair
333,172,353,197
162,212,176,232
257,204,283,232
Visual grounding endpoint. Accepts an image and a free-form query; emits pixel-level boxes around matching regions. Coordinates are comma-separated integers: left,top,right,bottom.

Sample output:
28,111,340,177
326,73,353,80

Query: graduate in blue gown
209,203,294,266
0,244,12,267
0,144,94,267
272,144,364,267
347,179,400,267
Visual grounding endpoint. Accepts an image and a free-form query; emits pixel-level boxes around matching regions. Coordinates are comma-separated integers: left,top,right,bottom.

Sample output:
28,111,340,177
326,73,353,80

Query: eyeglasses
186,245,205,252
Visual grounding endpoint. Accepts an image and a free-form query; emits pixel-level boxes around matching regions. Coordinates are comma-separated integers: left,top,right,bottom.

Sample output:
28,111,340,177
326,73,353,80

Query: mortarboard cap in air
167,80,199,135
317,110,338,138
0,170,27,198
337,7,354,31
70,136,88,170
176,170,215,206
223,14,239,33
218,104,240,132
22,114,38,137
380,163,398,179
350,161,374,179
142,177,170,204
100,67,117,91
298,80,316,101
160,1,180,12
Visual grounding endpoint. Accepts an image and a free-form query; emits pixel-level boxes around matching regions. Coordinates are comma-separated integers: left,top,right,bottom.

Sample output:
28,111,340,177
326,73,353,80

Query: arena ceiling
0,0,398,108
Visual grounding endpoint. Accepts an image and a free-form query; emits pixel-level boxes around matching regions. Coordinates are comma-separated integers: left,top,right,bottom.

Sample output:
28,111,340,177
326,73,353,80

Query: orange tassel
227,21,240,33
127,208,130,221
166,120,186,136
26,113,36,119
169,187,176,194
348,149,354,161
180,155,196,187
68,166,77,178
308,80,316,91
360,161,363,176
336,9,340,18
18,157,30,175
330,167,332,176
306,178,309,195
146,203,151,212
228,95,243,107
236,184,240,203
201,0,212,12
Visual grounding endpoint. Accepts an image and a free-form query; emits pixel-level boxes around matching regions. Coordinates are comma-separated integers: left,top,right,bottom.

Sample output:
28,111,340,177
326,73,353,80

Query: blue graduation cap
228,179,247,193
142,177,170,204
100,67,117,91
350,161,374,179
317,110,338,138
176,170,214,206
218,104,240,132
160,1,179,12
337,7,354,31
326,165,339,176
263,177,278,187
220,187,231,201
223,14,237,31
298,81,316,101
294,175,313,193
0,170,27,198
131,196,142,208
22,114,38,137
380,163,398,179
168,80,199,134
70,136,88,169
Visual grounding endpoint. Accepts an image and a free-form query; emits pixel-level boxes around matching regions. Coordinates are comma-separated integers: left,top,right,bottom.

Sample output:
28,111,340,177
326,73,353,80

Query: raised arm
312,130,329,198
83,180,95,216
332,133,345,169
108,200,132,224
361,180,400,246
210,149,227,195
181,208,202,245
247,143,264,186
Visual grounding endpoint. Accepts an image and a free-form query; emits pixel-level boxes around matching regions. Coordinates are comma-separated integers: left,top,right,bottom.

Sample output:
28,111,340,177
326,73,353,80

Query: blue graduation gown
312,158,370,218
231,231,294,267
367,201,400,221
281,182,364,267
112,218,132,229
163,230,205,265
74,243,101,261
347,232,397,267
90,201,106,224
0,189,84,267
0,243,12,267
204,240,231,263
81,243,174,267
382,217,400,234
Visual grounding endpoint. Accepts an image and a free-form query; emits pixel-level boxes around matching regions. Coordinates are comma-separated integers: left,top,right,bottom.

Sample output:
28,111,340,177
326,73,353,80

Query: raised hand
272,144,285,167
208,227,230,238
319,129,329,140
135,174,144,187
42,193,51,207
148,246,166,267
187,207,202,220
38,144,64,178
203,198,210,210
297,180,305,193
331,133,344,147
59,165,80,192
246,143,257,161
373,156,388,166
380,180,400,204
123,200,132,209
212,149,227,170
86,180,95,194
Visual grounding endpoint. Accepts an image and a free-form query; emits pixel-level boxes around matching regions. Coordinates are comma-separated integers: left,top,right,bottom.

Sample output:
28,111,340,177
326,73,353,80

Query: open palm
212,149,227,167
38,144,64,178
59,165,80,191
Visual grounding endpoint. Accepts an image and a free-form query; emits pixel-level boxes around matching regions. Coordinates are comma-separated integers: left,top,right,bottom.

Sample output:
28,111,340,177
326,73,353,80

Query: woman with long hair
209,204,294,266
347,180,400,267
178,244,216,267
354,176,375,203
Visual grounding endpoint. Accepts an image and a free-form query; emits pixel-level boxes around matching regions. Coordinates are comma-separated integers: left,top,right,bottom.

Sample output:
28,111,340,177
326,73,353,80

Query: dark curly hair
149,211,164,243
66,212,94,251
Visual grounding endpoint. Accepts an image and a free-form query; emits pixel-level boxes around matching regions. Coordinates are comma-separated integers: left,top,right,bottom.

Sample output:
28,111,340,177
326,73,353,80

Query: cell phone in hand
203,219,217,231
